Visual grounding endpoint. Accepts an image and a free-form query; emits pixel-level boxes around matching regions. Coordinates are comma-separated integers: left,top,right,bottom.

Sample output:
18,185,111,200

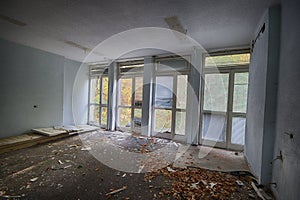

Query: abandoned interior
0,0,299,199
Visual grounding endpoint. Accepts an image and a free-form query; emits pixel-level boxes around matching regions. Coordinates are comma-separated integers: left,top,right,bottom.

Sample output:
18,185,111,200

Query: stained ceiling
0,0,280,62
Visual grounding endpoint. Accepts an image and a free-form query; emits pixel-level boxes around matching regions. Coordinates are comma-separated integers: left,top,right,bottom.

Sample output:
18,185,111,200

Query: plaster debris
81,147,91,151
236,180,244,186
30,177,38,182
106,186,127,196
167,166,176,172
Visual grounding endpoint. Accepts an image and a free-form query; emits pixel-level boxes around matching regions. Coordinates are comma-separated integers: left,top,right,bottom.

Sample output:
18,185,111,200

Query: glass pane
205,53,250,67
176,75,188,109
101,77,109,105
231,117,246,145
90,78,100,104
120,78,132,106
133,109,142,128
101,107,107,125
89,105,99,125
202,113,226,142
157,59,188,71
134,77,143,107
175,111,186,135
154,109,172,133
155,76,173,108
118,108,131,127
233,73,249,113
204,74,229,112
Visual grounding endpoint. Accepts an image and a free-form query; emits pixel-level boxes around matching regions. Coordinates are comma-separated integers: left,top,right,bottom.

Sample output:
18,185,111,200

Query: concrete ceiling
0,0,280,62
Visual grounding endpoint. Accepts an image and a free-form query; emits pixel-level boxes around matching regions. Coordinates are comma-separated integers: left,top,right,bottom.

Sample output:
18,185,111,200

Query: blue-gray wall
245,5,280,185
0,39,81,138
63,59,81,125
271,1,300,199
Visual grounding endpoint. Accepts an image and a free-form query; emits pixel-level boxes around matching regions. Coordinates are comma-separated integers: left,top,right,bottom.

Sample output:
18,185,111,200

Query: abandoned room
0,0,299,199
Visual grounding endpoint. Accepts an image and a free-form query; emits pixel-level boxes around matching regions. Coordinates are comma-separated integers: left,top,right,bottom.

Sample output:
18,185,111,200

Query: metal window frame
116,61,144,131
199,50,250,151
88,65,109,128
153,56,190,138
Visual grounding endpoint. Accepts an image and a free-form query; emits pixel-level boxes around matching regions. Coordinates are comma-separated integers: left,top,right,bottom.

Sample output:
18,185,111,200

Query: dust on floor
0,130,267,199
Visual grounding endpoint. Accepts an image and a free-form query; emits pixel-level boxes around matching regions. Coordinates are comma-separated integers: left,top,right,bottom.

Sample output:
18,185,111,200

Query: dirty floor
0,131,266,199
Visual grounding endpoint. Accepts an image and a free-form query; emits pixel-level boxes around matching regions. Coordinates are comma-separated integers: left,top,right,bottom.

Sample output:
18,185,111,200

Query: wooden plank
0,133,69,154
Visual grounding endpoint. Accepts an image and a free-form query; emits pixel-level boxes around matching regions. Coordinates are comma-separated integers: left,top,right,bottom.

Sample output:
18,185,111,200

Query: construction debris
236,180,244,186
145,165,247,199
81,146,91,151
30,177,38,182
251,182,266,200
106,186,127,196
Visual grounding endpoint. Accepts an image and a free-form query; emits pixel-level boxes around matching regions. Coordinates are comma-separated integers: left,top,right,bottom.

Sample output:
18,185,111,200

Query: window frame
88,65,109,128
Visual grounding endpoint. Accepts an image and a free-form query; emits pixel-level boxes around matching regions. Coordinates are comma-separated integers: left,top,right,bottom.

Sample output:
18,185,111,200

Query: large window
117,61,144,132
201,52,250,150
154,57,189,138
88,65,108,127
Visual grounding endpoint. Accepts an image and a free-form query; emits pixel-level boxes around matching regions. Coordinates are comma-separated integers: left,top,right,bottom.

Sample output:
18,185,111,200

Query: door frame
199,61,249,151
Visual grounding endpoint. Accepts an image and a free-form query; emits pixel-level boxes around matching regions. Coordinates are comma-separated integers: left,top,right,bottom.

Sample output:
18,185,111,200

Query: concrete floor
0,131,260,199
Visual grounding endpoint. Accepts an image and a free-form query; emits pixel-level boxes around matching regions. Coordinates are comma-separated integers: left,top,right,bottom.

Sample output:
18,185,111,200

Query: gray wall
245,5,280,184
0,39,81,138
271,1,300,199
63,59,81,125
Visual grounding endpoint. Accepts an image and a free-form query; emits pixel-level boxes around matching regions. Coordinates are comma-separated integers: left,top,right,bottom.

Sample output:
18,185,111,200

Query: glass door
201,73,229,148
117,76,143,133
200,53,250,150
154,76,174,139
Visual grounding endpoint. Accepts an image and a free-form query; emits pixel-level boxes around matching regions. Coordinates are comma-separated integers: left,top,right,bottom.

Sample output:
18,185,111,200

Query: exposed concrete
271,1,300,200
245,5,280,185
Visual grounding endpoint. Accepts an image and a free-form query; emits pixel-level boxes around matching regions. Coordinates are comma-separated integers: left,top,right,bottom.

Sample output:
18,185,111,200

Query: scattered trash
260,189,272,200
251,182,266,200
0,193,22,198
191,182,199,189
30,177,38,182
167,167,176,172
209,182,217,189
58,160,63,165
64,165,72,169
138,165,145,173
200,180,207,186
106,186,127,196
122,173,127,177
236,180,244,186
81,147,91,151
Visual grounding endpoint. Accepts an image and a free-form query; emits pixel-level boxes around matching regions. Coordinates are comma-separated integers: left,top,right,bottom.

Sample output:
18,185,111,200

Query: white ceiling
0,0,280,62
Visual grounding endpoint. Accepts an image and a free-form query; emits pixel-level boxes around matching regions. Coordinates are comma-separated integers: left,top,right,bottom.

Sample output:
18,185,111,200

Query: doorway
200,53,250,150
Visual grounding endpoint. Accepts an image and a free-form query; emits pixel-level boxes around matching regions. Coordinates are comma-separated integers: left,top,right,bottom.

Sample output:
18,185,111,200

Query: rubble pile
145,166,243,200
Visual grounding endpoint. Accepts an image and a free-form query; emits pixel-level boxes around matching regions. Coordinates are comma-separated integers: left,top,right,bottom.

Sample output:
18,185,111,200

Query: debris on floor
145,165,261,199
106,186,127,196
